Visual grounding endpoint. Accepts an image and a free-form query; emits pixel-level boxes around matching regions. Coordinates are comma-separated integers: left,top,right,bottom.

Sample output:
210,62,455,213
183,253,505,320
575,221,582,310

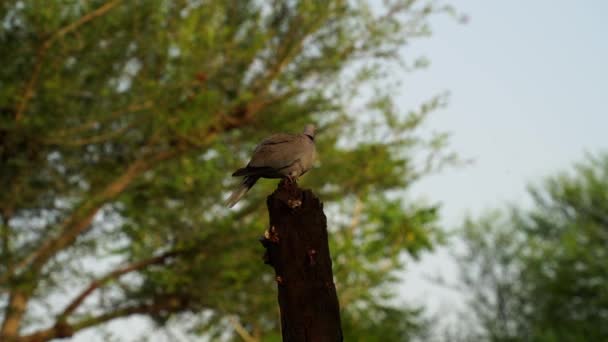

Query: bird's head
303,124,315,139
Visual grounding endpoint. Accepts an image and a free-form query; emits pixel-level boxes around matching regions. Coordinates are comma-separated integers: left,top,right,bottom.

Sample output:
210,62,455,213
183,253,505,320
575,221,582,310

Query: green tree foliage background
456,153,608,342
0,1,459,341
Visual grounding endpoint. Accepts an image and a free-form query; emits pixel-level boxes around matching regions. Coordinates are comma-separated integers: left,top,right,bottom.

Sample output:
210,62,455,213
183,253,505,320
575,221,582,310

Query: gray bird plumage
226,124,316,208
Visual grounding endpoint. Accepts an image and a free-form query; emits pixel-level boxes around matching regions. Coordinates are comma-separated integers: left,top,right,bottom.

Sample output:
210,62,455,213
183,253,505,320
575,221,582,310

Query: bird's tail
226,176,259,208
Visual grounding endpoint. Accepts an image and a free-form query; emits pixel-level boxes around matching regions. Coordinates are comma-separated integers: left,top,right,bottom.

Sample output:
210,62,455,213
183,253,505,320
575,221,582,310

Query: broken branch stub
260,181,343,342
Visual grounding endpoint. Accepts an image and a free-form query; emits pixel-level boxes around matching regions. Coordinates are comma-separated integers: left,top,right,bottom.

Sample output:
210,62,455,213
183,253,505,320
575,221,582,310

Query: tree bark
260,181,343,342
0,290,30,341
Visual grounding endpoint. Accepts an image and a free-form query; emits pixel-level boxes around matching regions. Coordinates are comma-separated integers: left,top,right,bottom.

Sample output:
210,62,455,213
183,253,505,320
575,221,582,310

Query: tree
457,153,608,341
0,1,457,340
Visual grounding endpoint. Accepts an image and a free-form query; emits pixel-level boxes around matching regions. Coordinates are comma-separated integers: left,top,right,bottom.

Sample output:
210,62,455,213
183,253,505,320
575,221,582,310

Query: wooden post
260,180,343,342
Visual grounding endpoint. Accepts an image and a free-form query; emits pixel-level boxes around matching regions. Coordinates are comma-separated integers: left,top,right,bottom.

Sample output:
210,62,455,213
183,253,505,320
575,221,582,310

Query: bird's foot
278,177,302,208
287,198,302,208
280,176,298,188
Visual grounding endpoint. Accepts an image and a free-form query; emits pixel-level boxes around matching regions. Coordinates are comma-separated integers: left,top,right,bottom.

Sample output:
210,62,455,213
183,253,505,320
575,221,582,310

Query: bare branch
58,250,182,321
21,297,186,342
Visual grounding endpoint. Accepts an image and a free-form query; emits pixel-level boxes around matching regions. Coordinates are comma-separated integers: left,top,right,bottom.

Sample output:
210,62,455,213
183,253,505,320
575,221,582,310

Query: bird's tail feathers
226,176,259,208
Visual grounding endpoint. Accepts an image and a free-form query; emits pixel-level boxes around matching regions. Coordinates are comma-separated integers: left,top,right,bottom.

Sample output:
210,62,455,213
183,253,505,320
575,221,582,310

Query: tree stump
260,180,343,342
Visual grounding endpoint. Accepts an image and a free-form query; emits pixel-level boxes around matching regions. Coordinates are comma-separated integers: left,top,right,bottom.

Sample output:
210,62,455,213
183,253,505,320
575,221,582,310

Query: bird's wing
248,134,310,169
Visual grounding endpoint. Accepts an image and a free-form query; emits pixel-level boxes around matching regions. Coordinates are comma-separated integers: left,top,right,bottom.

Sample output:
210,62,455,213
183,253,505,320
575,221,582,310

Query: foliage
0,0,456,340
457,153,608,341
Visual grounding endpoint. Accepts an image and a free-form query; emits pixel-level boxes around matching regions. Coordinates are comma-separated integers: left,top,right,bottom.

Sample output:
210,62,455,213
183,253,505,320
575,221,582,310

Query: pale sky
72,1,608,340
398,0,608,332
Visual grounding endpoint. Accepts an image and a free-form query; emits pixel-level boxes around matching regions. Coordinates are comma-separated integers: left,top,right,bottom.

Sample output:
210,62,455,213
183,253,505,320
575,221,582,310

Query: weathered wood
260,180,343,342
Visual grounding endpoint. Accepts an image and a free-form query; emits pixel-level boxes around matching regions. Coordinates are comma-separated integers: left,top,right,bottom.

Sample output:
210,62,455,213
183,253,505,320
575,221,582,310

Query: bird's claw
287,199,302,208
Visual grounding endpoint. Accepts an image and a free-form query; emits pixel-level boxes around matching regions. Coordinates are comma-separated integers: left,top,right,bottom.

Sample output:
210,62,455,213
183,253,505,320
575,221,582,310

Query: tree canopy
457,153,608,342
0,1,457,340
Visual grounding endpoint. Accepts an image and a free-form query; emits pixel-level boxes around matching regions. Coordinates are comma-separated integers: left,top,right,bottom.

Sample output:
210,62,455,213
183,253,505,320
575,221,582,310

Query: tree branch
1,210,12,271
0,151,170,339
58,250,182,321
253,11,327,95
228,316,259,342
1,101,270,284
0,289,31,340
15,0,124,121
42,122,138,146
21,297,186,342
14,149,178,276
50,101,152,138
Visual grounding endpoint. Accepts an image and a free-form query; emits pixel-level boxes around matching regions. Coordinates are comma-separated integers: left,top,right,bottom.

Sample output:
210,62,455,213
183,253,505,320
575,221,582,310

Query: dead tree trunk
260,181,343,342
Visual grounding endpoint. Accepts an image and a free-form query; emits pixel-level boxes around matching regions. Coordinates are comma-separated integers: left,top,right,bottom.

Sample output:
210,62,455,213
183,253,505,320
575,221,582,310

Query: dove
226,124,316,208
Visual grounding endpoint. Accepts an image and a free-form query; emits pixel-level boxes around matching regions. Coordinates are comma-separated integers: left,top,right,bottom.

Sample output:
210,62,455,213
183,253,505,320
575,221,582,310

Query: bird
226,124,316,208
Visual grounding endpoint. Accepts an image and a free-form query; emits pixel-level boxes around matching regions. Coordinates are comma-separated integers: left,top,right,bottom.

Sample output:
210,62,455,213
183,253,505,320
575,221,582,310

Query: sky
397,0,608,332
70,1,608,340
